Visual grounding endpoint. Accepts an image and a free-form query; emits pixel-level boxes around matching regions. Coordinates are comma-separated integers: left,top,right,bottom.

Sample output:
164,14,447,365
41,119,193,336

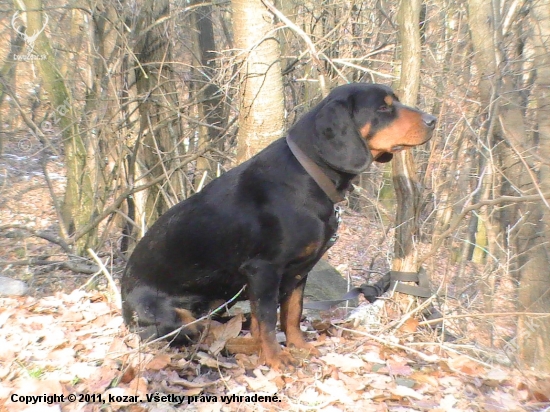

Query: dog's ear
375,153,393,163
314,99,373,174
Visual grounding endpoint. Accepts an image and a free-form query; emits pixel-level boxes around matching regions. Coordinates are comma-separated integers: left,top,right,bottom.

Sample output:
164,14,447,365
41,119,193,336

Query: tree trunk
468,0,550,371
0,24,24,156
190,1,227,188
133,0,184,223
392,0,422,275
466,0,505,341
22,0,96,254
232,0,285,161
514,2,550,372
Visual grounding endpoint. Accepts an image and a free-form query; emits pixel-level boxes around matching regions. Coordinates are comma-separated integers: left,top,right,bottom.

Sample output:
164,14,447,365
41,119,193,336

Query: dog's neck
286,135,354,203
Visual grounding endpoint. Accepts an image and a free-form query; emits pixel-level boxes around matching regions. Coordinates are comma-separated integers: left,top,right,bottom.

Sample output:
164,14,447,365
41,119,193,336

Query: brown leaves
207,315,243,356
0,291,549,412
445,354,486,376
225,337,261,356
146,354,172,371
320,353,367,373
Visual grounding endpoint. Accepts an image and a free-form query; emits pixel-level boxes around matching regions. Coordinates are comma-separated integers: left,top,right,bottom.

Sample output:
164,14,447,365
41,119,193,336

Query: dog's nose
422,113,437,129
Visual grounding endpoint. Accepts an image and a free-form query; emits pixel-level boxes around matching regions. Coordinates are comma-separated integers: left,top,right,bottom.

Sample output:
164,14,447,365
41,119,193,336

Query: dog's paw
286,334,321,357
263,349,299,371
288,341,321,357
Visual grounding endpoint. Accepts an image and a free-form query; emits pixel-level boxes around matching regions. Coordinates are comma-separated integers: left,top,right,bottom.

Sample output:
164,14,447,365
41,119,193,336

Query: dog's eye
377,104,392,113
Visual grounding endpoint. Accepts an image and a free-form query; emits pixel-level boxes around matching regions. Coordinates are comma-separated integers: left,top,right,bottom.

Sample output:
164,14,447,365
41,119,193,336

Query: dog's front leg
240,259,296,370
280,280,320,356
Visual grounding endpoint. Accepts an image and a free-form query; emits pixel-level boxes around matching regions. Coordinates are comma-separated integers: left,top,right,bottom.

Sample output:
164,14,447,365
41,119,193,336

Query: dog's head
308,83,436,174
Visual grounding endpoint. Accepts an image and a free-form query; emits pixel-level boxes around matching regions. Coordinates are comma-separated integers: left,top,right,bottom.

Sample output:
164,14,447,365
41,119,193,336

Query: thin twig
72,145,212,243
420,192,550,264
87,248,122,309
261,0,329,96
0,257,98,274
40,154,70,242
0,225,71,253
498,115,550,209
419,311,550,326
382,293,438,333
334,325,439,362
139,285,247,348
147,114,178,206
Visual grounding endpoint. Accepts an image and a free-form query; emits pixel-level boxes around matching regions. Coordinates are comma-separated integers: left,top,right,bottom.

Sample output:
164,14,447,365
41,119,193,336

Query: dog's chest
281,205,341,277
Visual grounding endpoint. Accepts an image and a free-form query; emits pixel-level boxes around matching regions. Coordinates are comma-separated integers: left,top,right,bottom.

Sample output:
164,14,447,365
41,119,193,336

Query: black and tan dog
121,83,436,370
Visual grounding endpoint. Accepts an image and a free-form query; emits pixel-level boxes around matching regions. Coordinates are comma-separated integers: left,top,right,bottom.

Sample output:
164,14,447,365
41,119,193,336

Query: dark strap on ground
391,267,432,298
303,268,433,310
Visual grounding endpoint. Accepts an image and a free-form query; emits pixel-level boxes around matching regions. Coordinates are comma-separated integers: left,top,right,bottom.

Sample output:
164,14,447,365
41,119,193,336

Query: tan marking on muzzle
367,104,433,152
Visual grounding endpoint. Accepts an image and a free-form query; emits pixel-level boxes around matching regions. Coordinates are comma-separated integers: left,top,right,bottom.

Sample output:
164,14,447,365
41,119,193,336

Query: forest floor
1,141,549,412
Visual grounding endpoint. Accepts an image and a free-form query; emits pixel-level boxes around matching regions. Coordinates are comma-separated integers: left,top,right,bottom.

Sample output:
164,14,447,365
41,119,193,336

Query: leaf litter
1,288,549,412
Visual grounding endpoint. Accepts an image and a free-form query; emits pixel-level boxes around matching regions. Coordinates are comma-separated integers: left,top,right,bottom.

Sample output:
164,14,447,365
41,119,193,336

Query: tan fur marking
174,308,196,324
298,241,320,258
174,308,204,335
368,105,429,153
384,95,394,106
248,301,295,370
360,122,371,139
280,287,321,356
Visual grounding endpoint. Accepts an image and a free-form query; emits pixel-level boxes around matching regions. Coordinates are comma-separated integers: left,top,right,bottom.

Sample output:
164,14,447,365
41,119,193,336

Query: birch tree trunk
232,0,285,161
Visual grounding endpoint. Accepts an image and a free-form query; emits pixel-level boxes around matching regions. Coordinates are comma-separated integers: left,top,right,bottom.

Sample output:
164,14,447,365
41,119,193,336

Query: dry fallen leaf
128,376,148,395
400,318,419,333
171,378,219,389
410,371,439,387
234,353,259,369
446,355,485,376
361,350,385,365
146,354,172,371
390,384,424,400
225,336,260,356
196,351,237,369
243,368,279,392
208,315,243,356
316,377,357,403
320,353,366,373
87,365,119,393
440,393,458,409
386,359,413,376
337,371,366,391
120,365,136,384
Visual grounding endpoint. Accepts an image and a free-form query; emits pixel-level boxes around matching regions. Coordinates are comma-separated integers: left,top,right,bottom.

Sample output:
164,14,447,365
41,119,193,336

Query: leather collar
286,136,345,203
